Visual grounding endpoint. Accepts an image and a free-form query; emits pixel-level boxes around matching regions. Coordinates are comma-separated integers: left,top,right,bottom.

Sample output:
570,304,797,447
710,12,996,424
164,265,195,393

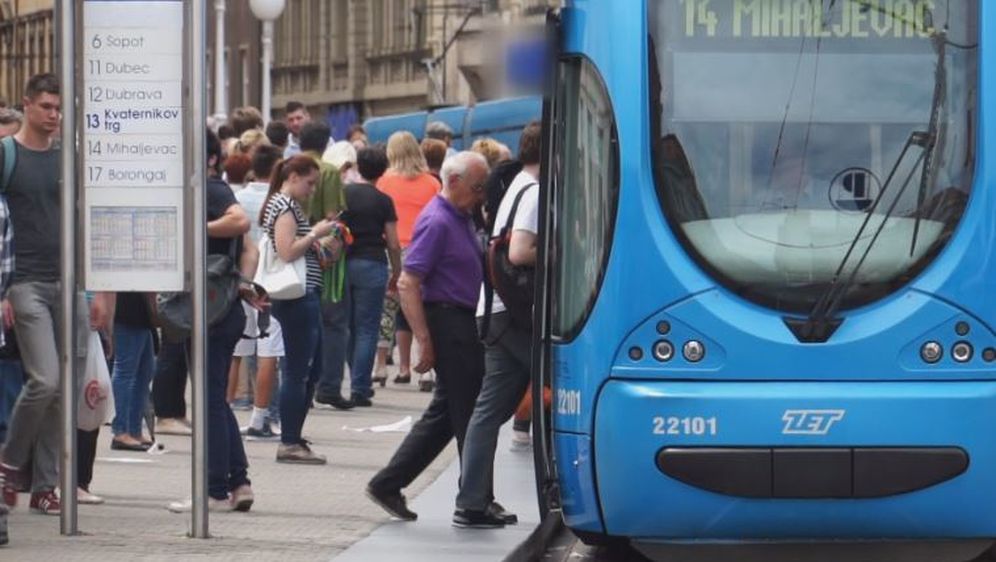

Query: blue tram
362,96,541,155
537,1,993,560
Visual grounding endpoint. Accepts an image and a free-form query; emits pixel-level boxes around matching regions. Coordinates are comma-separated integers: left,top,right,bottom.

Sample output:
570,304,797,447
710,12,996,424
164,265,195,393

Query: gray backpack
0,135,16,192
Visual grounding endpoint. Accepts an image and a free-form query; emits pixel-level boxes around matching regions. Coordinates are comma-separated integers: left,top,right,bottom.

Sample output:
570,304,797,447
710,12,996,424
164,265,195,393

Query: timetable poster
82,0,185,291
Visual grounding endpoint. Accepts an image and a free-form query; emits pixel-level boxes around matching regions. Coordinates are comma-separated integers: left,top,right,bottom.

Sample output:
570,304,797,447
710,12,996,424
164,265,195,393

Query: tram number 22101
653,416,718,437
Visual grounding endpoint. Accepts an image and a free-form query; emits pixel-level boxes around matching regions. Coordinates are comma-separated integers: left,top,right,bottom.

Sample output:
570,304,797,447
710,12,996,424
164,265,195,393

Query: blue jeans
272,290,323,446
0,359,24,444
188,304,250,500
346,259,388,399
317,284,350,399
111,324,156,437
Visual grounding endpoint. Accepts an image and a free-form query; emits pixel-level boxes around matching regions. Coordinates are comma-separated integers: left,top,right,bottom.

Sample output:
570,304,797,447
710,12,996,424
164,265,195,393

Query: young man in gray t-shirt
0,74,111,515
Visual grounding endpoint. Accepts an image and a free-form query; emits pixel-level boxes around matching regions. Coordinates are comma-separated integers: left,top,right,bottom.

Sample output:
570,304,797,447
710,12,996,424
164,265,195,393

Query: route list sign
83,0,185,291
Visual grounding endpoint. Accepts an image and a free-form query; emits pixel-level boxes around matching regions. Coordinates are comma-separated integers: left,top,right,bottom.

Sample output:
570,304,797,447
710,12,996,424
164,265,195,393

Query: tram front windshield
650,1,979,313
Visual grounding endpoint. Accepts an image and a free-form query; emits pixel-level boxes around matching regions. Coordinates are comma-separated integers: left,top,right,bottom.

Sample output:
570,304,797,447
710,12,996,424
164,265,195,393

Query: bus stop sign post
186,0,210,539
57,0,79,536
72,0,207,537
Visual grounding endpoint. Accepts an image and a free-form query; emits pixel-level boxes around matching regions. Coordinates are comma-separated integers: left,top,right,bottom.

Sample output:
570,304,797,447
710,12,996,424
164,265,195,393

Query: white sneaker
77,488,105,505
268,418,281,436
167,496,234,513
510,430,532,452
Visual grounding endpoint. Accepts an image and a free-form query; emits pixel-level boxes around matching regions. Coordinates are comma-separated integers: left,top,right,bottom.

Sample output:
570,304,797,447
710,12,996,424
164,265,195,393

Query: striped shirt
261,193,322,291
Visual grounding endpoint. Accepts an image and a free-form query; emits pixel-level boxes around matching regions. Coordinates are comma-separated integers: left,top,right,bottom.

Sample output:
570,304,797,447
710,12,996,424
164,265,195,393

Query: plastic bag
78,331,115,431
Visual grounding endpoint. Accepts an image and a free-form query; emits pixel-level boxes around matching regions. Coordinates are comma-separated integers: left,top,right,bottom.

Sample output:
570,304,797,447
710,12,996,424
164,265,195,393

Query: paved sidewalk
335,422,539,562
4,382,455,561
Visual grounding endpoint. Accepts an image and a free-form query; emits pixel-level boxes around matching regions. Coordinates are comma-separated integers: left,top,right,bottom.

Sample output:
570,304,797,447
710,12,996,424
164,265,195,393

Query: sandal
393,373,411,385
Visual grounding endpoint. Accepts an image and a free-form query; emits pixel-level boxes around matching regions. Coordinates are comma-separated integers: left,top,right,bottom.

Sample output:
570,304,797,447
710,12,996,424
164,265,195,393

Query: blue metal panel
595,380,996,539
467,96,542,153
426,106,468,149
611,290,996,380
364,112,427,145
361,97,541,154
553,432,603,532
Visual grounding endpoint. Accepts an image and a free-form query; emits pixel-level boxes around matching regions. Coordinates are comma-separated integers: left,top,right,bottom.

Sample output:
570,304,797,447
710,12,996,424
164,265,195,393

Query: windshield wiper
785,131,931,343
786,21,951,344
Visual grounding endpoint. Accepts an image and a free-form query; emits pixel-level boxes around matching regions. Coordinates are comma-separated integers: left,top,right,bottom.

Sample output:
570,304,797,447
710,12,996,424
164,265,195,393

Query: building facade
271,0,555,137
206,1,264,121
0,0,55,106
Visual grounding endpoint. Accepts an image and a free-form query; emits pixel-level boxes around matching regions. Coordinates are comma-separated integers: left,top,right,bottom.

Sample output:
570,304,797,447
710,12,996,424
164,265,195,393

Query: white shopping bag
78,331,115,431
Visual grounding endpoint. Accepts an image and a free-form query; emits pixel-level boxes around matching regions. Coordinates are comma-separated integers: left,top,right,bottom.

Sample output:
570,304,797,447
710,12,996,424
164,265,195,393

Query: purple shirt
403,195,482,310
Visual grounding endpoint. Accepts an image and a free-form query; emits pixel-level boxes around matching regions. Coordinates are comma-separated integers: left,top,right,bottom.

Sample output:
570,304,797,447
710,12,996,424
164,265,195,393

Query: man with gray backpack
453,122,542,528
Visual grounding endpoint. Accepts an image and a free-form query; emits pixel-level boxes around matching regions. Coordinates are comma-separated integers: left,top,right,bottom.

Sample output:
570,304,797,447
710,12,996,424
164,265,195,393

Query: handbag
78,331,115,431
156,238,243,340
254,233,307,300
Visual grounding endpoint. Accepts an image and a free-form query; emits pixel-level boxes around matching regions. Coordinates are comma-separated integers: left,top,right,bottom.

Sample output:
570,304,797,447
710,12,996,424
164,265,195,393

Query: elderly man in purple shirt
366,151,491,521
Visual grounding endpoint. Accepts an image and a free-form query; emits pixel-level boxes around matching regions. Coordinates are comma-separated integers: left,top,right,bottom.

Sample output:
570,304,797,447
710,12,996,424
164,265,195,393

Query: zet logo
782,410,845,435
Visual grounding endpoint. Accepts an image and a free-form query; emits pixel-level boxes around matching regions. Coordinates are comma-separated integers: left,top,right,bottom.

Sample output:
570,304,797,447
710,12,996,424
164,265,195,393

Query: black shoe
366,486,417,521
111,439,151,452
351,394,373,407
488,501,518,525
452,508,506,529
315,393,355,410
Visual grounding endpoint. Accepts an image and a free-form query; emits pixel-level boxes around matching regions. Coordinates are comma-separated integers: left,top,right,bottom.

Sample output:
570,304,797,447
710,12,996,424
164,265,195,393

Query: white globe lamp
249,0,287,124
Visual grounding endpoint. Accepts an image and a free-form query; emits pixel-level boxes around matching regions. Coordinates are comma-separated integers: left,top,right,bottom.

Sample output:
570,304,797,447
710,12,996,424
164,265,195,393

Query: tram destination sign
82,0,185,291
678,0,937,41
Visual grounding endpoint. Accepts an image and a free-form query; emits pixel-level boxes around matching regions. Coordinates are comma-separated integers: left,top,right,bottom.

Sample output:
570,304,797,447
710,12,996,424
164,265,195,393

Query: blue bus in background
362,96,542,155
534,1,994,560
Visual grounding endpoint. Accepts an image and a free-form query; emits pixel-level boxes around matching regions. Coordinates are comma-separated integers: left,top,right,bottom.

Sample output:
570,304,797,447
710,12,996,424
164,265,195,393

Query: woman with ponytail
260,155,336,464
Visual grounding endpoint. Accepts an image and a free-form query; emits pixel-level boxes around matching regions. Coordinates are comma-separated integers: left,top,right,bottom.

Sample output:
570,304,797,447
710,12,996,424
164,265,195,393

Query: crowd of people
0,71,544,545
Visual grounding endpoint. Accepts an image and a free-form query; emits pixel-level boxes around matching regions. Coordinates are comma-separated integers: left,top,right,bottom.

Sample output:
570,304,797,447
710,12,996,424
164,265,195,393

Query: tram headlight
920,341,943,364
683,340,705,363
952,342,973,363
652,340,674,362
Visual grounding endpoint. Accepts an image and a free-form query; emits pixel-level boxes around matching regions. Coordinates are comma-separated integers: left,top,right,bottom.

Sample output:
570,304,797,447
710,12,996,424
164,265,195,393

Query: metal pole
187,0,210,539
213,0,226,122
57,0,79,537
261,20,273,125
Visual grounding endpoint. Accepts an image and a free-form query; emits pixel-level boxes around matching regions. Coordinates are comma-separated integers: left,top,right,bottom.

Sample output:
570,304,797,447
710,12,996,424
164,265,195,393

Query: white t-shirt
476,169,539,317
236,181,270,246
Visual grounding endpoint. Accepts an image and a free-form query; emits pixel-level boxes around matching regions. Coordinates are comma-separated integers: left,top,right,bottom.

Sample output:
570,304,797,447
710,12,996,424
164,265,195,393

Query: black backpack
482,182,537,339
484,160,524,231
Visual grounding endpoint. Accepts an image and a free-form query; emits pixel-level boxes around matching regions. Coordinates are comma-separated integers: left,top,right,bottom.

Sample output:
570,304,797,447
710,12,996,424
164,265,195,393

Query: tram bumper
586,380,996,543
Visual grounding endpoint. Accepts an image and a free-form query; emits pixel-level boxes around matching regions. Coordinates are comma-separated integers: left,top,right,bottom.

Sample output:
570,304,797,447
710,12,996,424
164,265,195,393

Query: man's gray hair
425,120,454,140
440,151,488,191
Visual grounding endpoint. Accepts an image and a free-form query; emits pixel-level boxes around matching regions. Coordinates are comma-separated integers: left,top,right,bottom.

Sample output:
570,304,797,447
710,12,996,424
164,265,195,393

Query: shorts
233,302,285,358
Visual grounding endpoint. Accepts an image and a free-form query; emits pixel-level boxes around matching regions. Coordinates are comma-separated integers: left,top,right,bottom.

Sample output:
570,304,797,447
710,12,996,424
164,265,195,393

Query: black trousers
78,428,99,490
369,305,485,494
152,340,188,418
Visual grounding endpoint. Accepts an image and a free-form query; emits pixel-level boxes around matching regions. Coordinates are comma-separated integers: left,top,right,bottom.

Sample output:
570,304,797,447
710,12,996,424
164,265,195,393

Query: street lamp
249,0,286,125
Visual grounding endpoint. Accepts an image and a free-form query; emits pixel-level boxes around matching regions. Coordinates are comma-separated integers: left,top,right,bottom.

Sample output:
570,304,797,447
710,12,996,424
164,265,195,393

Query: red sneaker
0,463,20,508
29,490,60,515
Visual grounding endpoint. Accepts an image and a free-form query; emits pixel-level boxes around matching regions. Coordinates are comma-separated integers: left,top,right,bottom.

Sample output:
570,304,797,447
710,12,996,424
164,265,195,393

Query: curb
504,510,565,562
